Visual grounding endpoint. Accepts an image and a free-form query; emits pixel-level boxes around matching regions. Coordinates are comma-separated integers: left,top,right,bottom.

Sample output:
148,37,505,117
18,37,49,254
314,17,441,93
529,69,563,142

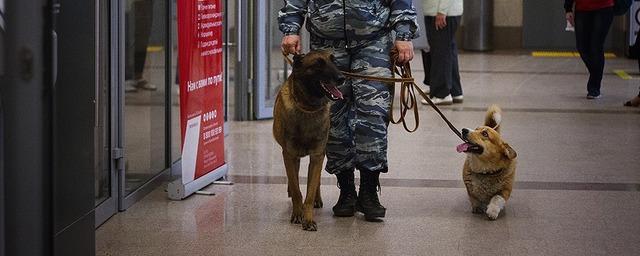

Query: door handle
52,30,58,86
51,3,60,87
236,0,242,62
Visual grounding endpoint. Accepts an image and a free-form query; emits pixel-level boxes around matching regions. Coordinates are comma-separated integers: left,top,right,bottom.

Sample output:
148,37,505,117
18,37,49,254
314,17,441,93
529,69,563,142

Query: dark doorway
523,0,613,50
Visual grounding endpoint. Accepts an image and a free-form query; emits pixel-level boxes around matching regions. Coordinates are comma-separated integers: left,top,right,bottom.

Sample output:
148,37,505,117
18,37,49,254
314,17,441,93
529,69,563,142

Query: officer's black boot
332,170,358,217
356,170,386,221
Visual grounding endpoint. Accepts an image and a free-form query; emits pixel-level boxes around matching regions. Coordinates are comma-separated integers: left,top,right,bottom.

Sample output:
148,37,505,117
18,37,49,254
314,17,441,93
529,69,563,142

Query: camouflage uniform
279,1,419,174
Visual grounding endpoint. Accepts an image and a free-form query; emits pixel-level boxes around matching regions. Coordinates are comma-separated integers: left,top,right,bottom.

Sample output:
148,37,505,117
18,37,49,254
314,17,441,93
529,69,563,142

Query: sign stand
167,164,228,200
194,191,216,196
213,180,234,185
168,0,228,200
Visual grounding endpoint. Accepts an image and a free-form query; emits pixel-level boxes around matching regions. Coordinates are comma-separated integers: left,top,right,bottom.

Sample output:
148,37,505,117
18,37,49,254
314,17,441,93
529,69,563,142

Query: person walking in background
279,0,419,221
125,0,158,92
565,0,614,99
420,0,464,105
625,33,640,107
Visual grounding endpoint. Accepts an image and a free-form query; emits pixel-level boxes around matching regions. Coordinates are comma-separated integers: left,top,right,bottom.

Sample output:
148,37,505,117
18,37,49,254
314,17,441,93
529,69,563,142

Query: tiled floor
97,52,640,255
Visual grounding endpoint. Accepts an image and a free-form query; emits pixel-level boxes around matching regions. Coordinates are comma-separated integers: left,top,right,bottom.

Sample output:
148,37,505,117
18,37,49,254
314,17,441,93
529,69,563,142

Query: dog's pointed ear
293,53,305,68
502,143,517,160
313,57,326,67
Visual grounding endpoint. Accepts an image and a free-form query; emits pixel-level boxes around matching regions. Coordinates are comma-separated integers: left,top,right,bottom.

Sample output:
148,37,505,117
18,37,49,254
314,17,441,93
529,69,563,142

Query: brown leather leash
282,51,464,141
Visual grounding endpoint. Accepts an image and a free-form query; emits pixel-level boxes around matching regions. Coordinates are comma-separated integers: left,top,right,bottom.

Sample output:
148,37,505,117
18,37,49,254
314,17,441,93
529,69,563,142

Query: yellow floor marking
531,51,616,58
613,69,633,80
146,46,164,52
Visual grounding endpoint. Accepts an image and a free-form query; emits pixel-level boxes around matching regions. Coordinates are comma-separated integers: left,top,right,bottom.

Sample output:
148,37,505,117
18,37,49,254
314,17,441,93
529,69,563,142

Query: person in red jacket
565,0,614,99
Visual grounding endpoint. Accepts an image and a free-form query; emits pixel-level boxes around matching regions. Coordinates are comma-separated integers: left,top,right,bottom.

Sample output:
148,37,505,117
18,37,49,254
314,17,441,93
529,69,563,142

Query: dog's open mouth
456,142,483,154
320,81,344,101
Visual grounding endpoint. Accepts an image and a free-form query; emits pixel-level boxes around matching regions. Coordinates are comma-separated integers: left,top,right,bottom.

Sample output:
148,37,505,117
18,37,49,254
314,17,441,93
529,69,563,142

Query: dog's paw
485,204,501,220
314,198,323,208
302,220,317,231
290,212,303,224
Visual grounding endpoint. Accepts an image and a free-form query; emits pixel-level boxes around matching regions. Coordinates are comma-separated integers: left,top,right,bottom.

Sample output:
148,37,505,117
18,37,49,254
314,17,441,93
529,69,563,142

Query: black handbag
630,33,640,59
613,0,632,16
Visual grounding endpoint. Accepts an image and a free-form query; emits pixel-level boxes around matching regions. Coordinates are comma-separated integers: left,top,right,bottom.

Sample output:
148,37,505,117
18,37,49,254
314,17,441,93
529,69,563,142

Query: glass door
95,0,118,227
120,0,169,209
252,1,309,120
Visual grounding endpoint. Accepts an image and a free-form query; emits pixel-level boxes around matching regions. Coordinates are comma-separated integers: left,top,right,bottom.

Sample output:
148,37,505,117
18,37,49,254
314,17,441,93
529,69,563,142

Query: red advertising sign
178,0,225,184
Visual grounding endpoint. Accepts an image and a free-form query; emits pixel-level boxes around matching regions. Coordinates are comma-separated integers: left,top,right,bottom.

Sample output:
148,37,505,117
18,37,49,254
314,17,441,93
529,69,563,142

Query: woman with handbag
565,0,615,99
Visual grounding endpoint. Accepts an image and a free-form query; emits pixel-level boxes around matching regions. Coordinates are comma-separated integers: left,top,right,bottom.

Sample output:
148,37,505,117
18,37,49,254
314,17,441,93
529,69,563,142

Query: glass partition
123,0,167,195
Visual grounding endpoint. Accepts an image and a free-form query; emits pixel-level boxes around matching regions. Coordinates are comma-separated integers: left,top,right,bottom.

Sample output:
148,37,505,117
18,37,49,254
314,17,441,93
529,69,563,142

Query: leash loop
282,51,465,141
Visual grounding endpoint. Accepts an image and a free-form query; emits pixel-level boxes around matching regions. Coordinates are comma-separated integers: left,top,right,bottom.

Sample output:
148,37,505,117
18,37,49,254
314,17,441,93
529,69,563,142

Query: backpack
613,0,632,16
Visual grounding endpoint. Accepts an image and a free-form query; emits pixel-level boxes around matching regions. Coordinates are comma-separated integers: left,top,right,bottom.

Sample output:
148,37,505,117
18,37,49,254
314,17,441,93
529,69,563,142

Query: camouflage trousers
311,34,393,174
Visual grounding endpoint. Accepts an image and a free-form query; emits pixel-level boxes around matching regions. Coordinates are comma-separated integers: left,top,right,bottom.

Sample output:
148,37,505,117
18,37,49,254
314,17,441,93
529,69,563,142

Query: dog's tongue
456,143,470,153
327,85,343,100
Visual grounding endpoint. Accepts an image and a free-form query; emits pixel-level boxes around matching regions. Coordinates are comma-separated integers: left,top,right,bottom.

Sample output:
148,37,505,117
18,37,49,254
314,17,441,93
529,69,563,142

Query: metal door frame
234,0,277,120
252,0,271,119
234,0,250,120
0,1,6,252
94,0,120,227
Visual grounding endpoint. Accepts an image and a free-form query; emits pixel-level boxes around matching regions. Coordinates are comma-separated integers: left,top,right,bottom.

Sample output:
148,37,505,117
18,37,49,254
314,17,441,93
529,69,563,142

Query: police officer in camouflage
279,0,419,221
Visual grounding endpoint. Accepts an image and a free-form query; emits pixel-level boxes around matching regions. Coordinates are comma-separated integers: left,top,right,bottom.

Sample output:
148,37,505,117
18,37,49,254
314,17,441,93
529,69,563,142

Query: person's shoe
421,94,453,105
135,79,158,91
624,96,640,107
356,170,386,221
586,94,602,99
422,85,431,94
124,80,138,93
453,95,464,103
332,170,358,217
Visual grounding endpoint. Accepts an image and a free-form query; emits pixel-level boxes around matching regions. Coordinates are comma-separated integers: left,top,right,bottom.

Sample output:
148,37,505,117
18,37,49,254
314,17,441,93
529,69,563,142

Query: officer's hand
435,13,447,30
394,40,414,65
565,12,574,27
281,35,302,55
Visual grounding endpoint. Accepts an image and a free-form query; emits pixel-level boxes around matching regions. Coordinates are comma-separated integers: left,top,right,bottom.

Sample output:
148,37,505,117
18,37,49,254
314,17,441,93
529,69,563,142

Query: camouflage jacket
278,0,419,41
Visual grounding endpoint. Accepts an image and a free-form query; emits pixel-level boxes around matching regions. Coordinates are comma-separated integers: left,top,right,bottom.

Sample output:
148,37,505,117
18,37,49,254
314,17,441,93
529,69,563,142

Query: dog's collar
293,97,325,113
472,168,506,176
290,82,326,113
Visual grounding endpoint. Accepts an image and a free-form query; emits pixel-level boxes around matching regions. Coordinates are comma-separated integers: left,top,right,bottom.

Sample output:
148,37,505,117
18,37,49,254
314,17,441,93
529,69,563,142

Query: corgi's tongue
456,143,471,153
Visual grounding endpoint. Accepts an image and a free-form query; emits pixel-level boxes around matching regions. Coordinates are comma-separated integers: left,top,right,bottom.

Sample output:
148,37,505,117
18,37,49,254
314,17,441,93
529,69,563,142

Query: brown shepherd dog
457,105,517,220
273,50,344,231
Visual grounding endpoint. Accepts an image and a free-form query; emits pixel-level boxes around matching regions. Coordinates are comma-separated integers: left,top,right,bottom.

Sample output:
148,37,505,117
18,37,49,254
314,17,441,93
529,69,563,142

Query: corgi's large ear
503,143,517,160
